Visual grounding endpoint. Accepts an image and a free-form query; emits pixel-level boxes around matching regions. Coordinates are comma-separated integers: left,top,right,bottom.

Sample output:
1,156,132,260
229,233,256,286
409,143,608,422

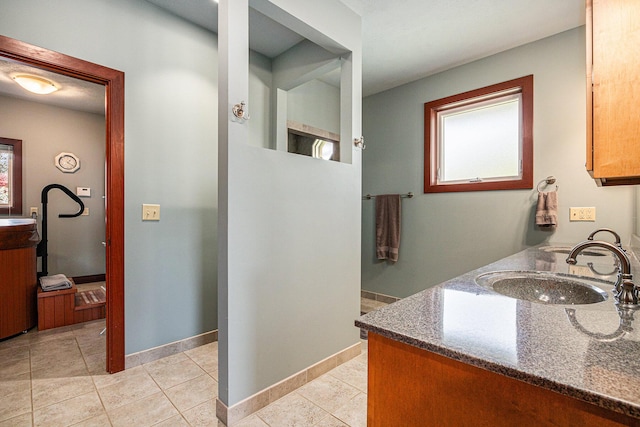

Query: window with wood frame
0,137,23,215
424,75,533,193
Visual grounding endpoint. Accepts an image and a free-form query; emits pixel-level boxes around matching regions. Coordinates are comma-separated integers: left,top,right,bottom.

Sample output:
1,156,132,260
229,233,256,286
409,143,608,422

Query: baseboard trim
216,341,362,426
361,289,400,304
124,330,218,369
72,274,106,284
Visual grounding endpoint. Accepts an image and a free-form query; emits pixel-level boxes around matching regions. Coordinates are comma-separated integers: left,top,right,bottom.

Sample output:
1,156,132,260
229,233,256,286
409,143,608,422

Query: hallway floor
0,319,368,426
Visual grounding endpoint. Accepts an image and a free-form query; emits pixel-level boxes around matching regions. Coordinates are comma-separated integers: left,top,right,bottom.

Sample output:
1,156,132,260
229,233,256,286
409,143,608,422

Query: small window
0,137,23,216
287,121,340,162
424,75,533,193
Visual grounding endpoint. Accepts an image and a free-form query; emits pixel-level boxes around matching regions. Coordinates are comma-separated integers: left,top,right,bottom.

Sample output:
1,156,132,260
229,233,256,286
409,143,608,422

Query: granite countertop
356,243,640,419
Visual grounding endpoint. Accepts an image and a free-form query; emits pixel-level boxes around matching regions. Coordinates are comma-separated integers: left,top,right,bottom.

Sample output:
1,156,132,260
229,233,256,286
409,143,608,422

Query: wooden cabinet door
588,0,640,184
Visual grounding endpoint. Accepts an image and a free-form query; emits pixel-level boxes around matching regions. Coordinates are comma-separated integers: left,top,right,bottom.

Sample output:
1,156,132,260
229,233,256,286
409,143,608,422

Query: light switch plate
142,204,160,221
569,207,596,222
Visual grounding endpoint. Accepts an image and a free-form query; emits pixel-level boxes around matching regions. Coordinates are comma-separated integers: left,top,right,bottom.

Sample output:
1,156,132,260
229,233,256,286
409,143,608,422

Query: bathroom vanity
357,245,640,426
0,218,39,339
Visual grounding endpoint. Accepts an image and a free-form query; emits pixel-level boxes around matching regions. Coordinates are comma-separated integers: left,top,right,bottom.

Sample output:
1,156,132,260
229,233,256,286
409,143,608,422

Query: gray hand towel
40,274,72,291
535,191,558,227
376,194,401,262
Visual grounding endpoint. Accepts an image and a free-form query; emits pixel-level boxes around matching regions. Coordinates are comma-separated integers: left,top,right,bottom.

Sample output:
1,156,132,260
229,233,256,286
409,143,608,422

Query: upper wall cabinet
587,0,640,186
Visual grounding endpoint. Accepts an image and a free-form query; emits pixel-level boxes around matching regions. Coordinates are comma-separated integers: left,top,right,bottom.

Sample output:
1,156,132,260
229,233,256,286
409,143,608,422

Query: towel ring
537,176,558,192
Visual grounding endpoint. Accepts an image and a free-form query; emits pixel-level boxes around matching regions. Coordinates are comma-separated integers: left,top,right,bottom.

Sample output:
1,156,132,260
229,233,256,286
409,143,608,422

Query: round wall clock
55,152,80,173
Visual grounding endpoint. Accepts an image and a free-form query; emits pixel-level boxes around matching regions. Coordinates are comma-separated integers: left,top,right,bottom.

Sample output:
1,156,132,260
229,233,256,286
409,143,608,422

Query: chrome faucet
587,228,624,249
567,240,638,305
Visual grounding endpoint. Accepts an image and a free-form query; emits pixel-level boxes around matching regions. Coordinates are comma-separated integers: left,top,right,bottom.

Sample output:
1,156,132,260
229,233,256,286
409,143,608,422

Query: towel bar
363,192,413,200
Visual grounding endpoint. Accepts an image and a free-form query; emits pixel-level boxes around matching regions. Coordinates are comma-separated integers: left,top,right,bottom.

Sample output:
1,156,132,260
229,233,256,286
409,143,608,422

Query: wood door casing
0,35,125,373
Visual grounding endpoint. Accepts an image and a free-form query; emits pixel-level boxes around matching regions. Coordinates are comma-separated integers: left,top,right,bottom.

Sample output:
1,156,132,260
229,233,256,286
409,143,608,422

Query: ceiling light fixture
12,74,59,95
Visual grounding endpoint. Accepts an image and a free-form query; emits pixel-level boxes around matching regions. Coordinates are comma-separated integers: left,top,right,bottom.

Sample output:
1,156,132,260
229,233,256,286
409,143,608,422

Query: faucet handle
616,278,639,305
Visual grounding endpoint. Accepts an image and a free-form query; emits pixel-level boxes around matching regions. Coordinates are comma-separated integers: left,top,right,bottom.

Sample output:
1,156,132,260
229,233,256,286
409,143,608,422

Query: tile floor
0,317,369,427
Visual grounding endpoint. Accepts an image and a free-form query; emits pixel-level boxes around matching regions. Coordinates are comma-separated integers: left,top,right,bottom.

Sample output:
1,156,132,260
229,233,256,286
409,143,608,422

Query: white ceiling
350,0,585,95
0,0,585,112
147,0,586,96
0,58,105,115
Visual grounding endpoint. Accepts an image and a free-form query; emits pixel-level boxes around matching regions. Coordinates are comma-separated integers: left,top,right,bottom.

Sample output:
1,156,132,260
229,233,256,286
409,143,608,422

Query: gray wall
287,79,340,135
249,50,273,149
362,27,637,299
0,0,219,353
218,0,362,407
0,95,106,278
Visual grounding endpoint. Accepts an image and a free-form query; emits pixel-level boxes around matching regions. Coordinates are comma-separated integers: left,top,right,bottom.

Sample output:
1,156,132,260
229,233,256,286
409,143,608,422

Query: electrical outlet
569,207,596,222
142,204,160,221
30,207,38,217
82,208,90,216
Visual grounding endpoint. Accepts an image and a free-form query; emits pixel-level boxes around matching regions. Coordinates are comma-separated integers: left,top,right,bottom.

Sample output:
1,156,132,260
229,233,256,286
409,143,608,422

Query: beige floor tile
164,373,218,412
31,344,83,371
234,414,269,426
97,369,161,410
185,341,218,356
0,372,30,395
331,393,367,427
328,358,367,393
0,357,31,378
0,344,30,363
145,357,206,390
107,391,179,427
31,356,89,380
0,412,32,427
29,335,77,353
33,391,104,427
143,352,189,370
70,412,112,427
154,414,191,426
297,375,360,413
181,399,218,427
32,376,96,410
77,338,106,358
360,297,387,314
0,320,372,427
73,327,106,344
257,392,328,426
185,342,218,375
0,334,31,351
0,387,31,423
84,351,108,375
28,330,76,346
91,365,147,390
315,414,349,426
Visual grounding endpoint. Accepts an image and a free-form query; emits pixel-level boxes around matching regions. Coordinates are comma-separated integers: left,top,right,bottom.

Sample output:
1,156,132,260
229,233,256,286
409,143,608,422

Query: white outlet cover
77,187,91,197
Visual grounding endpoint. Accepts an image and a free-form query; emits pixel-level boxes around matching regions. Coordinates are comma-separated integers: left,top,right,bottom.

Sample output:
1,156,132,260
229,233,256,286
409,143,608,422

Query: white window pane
440,97,520,182
0,145,11,206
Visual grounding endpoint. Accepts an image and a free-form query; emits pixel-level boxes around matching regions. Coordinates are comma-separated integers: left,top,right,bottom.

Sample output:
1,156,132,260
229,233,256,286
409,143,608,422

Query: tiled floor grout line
89,359,113,427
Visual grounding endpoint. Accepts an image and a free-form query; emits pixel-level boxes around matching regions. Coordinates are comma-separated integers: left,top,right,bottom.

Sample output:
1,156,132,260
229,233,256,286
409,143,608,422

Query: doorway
0,35,125,373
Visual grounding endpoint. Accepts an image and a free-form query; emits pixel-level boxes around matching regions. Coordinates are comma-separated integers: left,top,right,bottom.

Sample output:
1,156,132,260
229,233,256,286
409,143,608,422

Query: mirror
248,5,345,161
